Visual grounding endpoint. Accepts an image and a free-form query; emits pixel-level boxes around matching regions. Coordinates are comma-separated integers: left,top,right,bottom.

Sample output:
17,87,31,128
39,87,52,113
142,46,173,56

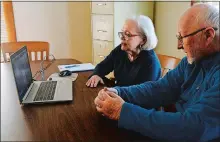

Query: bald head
179,3,219,36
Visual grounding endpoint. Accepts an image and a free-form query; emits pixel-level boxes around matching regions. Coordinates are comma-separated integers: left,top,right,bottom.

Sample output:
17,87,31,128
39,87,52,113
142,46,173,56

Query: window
1,3,8,43
1,3,7,62
1,2,17,62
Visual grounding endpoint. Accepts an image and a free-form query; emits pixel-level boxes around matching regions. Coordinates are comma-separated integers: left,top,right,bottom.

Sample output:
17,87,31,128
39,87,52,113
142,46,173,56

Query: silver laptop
10,46,73,104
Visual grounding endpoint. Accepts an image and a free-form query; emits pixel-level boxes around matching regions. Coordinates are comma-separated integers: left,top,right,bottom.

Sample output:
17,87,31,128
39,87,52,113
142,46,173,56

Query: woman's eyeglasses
118,31,140,40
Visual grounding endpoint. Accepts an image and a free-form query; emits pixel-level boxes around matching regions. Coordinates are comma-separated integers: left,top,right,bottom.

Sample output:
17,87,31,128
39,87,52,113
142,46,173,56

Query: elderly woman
86,15,161,87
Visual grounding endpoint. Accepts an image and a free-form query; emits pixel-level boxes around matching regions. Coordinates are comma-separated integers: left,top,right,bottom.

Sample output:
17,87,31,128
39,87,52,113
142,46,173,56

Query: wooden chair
157,54,181,77
1,41,49,62
156,54,181,112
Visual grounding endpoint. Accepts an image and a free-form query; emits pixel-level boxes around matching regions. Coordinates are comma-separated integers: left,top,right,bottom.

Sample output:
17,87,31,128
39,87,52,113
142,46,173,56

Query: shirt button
196,86,200,90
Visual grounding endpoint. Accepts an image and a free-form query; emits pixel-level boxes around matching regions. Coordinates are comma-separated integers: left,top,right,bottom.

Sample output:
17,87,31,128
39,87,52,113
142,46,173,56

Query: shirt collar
196,52,220,72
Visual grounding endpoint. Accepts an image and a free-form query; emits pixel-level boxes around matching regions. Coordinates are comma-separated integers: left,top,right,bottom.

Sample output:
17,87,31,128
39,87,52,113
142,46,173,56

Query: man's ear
205,28,215,46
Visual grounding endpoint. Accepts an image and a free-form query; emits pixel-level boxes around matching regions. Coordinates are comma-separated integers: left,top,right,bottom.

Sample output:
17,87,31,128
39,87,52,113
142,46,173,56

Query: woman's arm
91,46,120,78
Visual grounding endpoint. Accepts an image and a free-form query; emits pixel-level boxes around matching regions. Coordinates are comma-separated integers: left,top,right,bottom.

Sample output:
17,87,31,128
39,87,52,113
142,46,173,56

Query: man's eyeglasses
118,31,140,40
176,27,218,44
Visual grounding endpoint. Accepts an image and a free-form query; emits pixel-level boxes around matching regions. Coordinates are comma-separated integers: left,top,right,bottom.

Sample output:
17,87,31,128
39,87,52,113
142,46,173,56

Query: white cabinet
91,2,114,66
92,2,114,14
92,15,113,41
93,40,113,65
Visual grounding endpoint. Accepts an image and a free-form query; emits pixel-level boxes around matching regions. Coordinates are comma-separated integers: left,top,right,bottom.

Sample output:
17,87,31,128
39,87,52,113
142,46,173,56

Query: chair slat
1,41,49,62
41,51,44,60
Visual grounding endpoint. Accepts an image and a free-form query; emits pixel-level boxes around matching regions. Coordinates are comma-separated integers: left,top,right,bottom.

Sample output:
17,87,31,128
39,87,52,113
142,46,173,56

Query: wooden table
1,59,154,141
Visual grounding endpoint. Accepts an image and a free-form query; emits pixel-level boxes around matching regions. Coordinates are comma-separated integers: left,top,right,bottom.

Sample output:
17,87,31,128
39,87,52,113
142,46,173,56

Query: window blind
1,2,8,62
1,2,8,43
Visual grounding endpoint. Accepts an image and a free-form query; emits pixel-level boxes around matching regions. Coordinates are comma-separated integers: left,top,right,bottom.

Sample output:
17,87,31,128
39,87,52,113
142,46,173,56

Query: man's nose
177,41,184,50
120,36,126,41
177,45,184,50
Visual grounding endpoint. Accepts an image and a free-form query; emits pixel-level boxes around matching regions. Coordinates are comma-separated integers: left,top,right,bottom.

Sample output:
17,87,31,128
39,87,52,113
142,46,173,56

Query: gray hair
128,15,158,50
193,3,219,39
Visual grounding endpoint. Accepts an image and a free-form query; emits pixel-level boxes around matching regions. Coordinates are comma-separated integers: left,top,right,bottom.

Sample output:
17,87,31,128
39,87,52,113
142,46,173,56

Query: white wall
13,2,71,59
154,2,190,59
67,2,92,63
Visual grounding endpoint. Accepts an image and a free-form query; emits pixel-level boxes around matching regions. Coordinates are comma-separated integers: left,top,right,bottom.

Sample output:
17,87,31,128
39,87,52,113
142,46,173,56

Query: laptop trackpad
53,81,73,101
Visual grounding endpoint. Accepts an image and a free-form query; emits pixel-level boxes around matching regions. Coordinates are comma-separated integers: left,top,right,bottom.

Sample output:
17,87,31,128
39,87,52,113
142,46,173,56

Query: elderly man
94,3,220,141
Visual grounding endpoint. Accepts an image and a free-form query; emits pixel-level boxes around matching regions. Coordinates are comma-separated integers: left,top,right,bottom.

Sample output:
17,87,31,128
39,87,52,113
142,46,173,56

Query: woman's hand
86,75,104,88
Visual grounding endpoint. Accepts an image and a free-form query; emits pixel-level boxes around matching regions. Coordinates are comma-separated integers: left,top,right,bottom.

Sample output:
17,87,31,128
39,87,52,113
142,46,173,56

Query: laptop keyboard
34,81,57,101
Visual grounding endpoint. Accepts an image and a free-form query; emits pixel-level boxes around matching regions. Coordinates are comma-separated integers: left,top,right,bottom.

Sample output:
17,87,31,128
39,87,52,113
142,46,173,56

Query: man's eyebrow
179,30,187,35
121,30,127,32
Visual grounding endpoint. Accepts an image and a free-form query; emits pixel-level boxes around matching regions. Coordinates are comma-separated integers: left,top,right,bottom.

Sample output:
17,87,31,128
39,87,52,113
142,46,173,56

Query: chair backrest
157,54,181,77
1,41,49,62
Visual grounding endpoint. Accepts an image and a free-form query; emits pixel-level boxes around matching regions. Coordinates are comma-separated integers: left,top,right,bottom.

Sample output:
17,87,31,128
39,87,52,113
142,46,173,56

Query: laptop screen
10,46,33,103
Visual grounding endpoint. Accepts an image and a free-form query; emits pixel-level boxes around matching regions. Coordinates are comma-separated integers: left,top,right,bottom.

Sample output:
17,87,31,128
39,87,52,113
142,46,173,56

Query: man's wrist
107,88,118,95
116,102,125,120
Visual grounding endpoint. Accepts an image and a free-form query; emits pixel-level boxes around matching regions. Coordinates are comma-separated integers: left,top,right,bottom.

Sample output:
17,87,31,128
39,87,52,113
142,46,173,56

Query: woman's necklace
127,48,141,62
128,53,138,62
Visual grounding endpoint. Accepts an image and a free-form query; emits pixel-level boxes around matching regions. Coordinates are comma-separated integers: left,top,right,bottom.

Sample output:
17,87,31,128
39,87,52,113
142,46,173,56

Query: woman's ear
140,37,147,46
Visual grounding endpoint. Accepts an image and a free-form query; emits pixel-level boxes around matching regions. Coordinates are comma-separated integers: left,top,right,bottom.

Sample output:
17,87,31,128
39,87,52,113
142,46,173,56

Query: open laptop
10,46,73,104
